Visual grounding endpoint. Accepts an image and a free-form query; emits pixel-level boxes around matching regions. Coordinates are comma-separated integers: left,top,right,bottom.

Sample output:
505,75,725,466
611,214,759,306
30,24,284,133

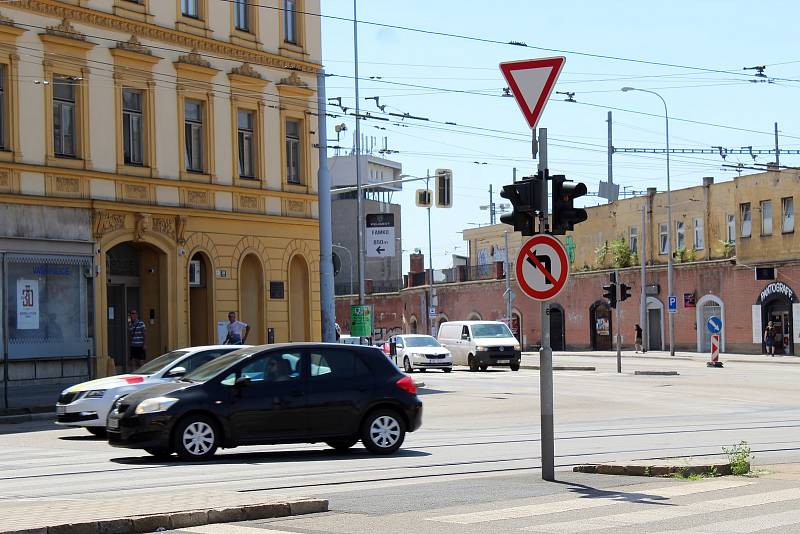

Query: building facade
338,170,799,355
0,0,322,387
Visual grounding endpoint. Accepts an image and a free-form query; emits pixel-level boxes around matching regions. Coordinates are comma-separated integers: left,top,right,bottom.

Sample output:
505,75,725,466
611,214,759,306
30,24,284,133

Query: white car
56,345,247,435
390,334,452,373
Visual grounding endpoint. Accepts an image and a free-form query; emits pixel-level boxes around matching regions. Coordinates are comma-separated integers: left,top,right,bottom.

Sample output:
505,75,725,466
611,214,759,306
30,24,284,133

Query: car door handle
288,390,304,398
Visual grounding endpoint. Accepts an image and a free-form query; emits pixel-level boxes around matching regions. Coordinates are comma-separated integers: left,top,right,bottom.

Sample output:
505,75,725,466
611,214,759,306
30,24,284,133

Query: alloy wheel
369,415,401,449
182,421,215,456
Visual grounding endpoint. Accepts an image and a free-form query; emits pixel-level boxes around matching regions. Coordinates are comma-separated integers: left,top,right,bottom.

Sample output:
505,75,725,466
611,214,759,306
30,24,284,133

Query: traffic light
415,189,432,208
603,281,617,308
620,283,632,302
499,177,539,236
551,175,588,235
435,168,453,208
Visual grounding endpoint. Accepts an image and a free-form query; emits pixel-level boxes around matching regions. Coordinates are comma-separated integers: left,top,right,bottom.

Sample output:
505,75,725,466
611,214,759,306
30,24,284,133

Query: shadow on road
554,479,675,505
58,434,106,442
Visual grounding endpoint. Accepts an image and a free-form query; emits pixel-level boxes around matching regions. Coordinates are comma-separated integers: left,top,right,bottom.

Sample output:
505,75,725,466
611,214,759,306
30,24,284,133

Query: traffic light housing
603,282,617,308
500,173,543,236
620,283,632,302
415,189,432,207
435,168,453,208
551,175,588,235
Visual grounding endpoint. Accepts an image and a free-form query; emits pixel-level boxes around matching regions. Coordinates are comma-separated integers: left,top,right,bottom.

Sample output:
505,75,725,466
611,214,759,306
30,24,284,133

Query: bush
723,441,752,475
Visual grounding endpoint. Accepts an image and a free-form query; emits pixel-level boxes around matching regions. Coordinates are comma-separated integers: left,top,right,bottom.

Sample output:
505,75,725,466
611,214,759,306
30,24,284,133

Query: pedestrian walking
634,323,643,354
224,311,250,345
764,321,776,356
128,309,146,370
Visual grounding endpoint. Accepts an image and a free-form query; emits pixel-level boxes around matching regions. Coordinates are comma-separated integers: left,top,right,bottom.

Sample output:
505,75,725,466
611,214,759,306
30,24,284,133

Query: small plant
644,466,651,477
719,240,735,258
723,441,753,475
707,465,719,478
609,237,634,268
595,241,610,267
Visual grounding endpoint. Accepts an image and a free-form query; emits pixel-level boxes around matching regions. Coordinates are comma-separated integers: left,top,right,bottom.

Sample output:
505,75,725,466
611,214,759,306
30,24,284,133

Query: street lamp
621,86,675,356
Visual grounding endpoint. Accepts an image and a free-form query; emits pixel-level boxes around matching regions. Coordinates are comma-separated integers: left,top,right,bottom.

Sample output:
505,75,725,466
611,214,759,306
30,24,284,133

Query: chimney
703,176,714,187
647,187,657,197
409,252,424,273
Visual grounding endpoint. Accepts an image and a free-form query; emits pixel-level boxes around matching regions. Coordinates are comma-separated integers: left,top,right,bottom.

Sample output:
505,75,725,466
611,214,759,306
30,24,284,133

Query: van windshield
404,336,441,348
472,323,514,338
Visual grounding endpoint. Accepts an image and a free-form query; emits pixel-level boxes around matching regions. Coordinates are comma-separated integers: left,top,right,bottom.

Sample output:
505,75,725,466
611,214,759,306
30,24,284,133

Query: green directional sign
350,305,373,337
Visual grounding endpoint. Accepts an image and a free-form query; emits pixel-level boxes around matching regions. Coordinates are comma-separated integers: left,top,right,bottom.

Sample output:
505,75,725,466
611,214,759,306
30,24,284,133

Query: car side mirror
461,334,470,341
390,342,397,356
234,376,251,387
166,366,186,378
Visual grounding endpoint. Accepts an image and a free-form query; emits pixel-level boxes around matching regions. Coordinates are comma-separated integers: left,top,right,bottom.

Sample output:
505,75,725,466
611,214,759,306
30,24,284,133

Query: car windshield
472,323,514,338
182,347,259,382
404,336,441,348
134,350,189,375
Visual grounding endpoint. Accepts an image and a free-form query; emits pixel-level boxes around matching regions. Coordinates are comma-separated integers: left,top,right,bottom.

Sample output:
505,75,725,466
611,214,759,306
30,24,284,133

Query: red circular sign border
515,234,570,300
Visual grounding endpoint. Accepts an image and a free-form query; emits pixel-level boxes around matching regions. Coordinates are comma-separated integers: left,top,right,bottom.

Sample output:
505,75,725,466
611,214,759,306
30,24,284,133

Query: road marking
661,508,800,533
428,478,752,524
179,525,297,533
524,486,800,532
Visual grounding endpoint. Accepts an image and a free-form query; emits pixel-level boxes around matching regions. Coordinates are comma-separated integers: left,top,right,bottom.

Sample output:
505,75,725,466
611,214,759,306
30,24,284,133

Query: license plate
496,359,510,364
107,417,119,430
57,405,67,415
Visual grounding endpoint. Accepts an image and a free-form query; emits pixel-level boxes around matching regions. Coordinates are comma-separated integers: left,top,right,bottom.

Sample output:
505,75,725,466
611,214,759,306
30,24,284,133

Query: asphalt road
3,355,800,532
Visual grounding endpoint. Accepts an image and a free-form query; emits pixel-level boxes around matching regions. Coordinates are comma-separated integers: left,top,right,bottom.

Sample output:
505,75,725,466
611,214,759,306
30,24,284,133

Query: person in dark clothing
634,323,643,353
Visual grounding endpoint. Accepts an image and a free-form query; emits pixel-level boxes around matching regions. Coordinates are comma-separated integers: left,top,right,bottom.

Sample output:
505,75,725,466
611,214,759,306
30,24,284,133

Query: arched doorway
106,242,168,372
589,300,613,350
467,312,482,321
757,282,797,356
289,254,310,342
647,297,664,351
239,254,264,344
188,251,213,346
549,304,565,351
696,294,724,353
409,316,418,334
511,310,522,343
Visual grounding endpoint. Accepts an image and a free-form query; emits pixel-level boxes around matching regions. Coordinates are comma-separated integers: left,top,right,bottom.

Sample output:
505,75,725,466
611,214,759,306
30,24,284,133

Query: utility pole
353,0,365,306
615,270,622,372
775,122,780,167
316,69,335,342
504,230,512,324
640,204,647,354
607,111,613,196
427,171,434,336
489,184,495,224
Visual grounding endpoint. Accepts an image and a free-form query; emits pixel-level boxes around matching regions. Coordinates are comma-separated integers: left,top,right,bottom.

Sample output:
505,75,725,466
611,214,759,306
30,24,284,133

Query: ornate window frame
279,0,307,59
277,72,314,192
230,0,260,47
175,51,218,183
228,64,267,187
0,21,25,163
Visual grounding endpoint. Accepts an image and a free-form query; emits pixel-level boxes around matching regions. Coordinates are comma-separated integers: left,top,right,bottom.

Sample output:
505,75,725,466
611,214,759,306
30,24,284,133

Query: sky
319,1,800,272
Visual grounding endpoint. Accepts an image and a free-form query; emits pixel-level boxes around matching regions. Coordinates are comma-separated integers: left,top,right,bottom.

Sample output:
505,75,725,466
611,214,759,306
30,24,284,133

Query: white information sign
366,213,395,257
17,279,39,330
751,305,762,344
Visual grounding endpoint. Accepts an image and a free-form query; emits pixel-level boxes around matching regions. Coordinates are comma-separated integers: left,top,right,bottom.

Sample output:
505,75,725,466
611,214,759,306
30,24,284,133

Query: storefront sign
759,282,796,303
17,279,39,330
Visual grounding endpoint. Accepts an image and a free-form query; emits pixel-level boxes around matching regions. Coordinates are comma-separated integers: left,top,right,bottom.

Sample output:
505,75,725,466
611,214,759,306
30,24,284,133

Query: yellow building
0,0,322,380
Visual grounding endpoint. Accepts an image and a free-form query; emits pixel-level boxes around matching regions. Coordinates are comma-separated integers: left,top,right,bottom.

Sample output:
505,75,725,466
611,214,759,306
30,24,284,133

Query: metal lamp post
621,87,675,356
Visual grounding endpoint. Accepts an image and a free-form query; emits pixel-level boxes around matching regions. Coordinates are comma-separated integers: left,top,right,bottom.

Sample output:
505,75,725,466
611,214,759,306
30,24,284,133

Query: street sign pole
615,269,622,373
537,128,554,482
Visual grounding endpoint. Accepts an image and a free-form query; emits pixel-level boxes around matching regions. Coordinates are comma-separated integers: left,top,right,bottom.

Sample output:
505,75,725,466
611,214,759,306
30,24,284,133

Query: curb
0,408,54,425
2,498,327,534
574,462,732,477
521,365,596,371
634,370,679,376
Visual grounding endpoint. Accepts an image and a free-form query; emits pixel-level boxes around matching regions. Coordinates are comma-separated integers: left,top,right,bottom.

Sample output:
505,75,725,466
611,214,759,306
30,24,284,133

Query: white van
437,321,521,372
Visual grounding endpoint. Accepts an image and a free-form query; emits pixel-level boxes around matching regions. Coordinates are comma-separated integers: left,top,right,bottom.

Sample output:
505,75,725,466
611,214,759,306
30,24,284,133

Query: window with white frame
53,76,76,157
237,109,255,178
184,99,204,172
740,203,751,237
285,118,301,184
676,220,685,250
234,0,249,31
659,223,668,254
726,214,736,243
629,226,638,253
693,217,704,250
782,197,794,233
284,0,297,44
122,88,144,166
182,0,199,18
761,200,772,235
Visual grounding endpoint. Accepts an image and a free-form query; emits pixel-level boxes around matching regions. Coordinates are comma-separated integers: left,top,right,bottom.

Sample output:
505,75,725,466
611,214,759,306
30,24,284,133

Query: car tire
403,357,413,373
144,448,173,460
361,409,406,455
479,364,489,372
86,427,107,438
511,362,521,371
468,355,479,372
326,439,358,452
443,368,452,373
173,415,219,460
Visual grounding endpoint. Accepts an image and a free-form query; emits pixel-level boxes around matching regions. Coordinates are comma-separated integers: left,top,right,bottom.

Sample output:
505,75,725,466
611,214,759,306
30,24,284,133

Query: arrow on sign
526,249,556,286
376,246,385,255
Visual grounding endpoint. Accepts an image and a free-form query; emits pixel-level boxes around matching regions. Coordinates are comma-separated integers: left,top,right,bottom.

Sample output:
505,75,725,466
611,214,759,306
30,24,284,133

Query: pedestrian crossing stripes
428,478,753,524
177,525,296,534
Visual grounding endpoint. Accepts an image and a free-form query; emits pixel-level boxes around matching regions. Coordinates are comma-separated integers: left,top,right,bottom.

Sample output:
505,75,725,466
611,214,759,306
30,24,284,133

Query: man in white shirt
225,311,250,345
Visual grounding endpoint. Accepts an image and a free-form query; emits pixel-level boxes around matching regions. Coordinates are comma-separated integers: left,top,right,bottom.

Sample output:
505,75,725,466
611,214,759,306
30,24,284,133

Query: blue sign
706,316,722,334
668,295,677,314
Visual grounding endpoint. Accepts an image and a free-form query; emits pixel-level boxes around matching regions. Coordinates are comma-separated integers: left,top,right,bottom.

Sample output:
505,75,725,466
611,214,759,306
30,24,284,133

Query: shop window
782,197,794,233
761,200,772,235
740,203,751,238
693,217,704,250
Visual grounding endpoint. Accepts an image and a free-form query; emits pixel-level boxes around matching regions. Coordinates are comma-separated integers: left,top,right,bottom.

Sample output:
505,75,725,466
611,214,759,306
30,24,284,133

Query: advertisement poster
350,305,373,337
17,279,39,330
596,317,610,336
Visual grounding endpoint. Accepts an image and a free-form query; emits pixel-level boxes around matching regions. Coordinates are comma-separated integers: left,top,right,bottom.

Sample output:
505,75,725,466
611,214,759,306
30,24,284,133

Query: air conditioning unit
189,260,201,287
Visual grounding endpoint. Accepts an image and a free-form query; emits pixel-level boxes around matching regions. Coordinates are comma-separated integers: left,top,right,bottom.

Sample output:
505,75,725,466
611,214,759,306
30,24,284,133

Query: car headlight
135,397,178,415
513,344,521,351
83,390,106,399
476,346,488,351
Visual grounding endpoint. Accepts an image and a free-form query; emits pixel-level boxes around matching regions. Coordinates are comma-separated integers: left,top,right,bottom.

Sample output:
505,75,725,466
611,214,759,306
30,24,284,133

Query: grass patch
669,465,720,480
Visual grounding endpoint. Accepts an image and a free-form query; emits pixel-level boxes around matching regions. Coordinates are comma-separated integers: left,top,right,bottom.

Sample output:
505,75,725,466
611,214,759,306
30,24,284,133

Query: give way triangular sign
500,57,565,130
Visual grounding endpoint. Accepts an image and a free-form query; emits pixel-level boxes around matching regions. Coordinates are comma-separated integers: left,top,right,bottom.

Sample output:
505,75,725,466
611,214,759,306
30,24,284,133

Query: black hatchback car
107,343,422,460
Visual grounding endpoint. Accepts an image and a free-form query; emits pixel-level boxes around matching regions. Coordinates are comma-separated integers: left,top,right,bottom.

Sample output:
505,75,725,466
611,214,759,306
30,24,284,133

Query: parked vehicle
437,321,521,372
106,343,423,459
389,334,452,373
339,335,371,346
56,345,246,436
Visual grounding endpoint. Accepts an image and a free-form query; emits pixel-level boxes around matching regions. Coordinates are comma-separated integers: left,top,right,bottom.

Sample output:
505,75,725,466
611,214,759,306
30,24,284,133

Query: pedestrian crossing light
603,282,617,309
415,189,432,208
551,175,588,235
499,177,540,236
620,283,632,302
435,168,453,208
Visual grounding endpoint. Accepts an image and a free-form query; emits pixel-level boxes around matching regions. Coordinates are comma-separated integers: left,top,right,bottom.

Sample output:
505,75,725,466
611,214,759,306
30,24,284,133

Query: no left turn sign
515,234,570,301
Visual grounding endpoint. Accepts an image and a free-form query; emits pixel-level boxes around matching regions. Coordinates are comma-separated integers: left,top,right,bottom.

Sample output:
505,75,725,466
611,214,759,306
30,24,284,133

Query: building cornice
10,0,321,73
